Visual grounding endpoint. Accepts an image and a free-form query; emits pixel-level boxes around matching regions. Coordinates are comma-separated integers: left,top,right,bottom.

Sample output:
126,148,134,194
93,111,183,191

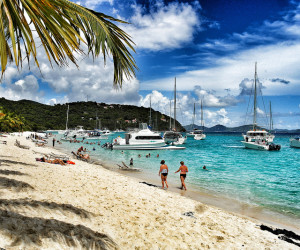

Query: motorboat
241,63,280,151
194,130,206,140
111,123,166,150
290,137,300,148
163,131,187,145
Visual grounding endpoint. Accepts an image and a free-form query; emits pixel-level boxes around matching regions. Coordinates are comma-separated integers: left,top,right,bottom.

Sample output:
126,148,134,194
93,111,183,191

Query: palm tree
0,0,137,87
0,106,26,131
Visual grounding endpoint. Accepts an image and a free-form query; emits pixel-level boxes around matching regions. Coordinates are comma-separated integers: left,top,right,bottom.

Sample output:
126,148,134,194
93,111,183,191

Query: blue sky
0,0,300,129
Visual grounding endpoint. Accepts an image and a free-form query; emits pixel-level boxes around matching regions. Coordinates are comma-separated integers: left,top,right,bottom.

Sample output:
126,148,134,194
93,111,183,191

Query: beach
0,135,299,249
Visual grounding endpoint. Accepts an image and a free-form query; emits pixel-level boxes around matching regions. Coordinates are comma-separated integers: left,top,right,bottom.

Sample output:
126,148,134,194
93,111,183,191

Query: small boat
187,101,206,140
64,126,89,139
290,137,300,148
241,63,280,151
163,131,187,145
163,77,187,145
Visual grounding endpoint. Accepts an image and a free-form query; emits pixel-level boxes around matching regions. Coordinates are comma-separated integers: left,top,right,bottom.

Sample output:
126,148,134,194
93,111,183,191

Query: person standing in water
175,161,188,190
158,160,169,189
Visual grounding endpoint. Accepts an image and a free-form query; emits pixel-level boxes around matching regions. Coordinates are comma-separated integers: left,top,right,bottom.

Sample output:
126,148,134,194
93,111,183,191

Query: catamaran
241,63,280,151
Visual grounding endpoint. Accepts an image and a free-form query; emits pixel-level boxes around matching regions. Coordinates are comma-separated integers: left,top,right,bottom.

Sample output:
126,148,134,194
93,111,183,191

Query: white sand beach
0,135,299,249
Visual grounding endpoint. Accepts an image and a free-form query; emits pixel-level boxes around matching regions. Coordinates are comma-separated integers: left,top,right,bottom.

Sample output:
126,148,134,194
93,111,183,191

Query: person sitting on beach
158,160,169,189
82,154,90,160
77,146,83,155
175,161,188,190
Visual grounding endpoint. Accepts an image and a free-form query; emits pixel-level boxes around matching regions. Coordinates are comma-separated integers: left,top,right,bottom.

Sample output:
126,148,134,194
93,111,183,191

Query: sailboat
163,77,187,145
241,63,280,151
290,107,300,148
194,100,206,140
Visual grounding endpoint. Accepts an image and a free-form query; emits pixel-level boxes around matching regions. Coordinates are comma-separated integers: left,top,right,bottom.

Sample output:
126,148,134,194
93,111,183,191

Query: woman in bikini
175,161,188,190
158,160,169,189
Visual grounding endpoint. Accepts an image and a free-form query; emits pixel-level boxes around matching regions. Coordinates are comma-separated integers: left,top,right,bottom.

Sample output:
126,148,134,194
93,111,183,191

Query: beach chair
50,152,69,161
14,139,30,149
71,151,88,162
117,161,141,171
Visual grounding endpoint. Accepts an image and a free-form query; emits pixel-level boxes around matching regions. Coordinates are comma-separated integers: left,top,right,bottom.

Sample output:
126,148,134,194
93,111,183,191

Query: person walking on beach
158,160,169,189
52,138,56,147
175,161,188,190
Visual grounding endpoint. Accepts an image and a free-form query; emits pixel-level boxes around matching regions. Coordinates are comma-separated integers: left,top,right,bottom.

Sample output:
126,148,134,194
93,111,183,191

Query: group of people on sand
159,160,188,190
74,146,90,160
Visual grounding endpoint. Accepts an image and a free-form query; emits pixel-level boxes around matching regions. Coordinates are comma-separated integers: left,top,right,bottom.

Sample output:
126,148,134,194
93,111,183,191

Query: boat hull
194,134,206,140
113,142,166,150
290,139,300,148
241,141,269,150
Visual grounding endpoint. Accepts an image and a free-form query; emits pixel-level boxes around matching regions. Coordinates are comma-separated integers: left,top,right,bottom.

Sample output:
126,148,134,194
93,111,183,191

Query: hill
0,98,184,132
184,124,299,133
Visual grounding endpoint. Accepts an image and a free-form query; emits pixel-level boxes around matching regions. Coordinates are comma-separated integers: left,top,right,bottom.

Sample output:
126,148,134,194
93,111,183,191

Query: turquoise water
56,133,300,225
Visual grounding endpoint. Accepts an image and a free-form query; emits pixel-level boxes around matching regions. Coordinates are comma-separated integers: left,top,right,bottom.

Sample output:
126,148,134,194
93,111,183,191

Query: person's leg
181,176,187,190
161,176,165,189
165,177,168,188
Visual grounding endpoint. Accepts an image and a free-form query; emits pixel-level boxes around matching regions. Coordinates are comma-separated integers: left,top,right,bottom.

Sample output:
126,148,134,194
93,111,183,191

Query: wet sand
0,134,299,249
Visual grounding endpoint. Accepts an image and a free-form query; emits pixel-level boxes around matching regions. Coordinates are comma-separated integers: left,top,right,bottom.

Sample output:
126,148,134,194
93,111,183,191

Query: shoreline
0,135,299,249
54,138,300,234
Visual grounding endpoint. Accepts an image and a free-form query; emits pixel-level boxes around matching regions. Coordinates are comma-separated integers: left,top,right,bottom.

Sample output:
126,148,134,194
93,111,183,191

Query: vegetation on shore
0,98,183,132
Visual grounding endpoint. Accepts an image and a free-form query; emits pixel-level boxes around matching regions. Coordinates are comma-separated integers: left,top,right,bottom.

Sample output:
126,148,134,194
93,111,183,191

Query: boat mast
201,99,204,130
65,104,69,130
192,103,195,130
253,62,257,131
169,100,172,130
173,77,176,131
269,101,273,131
149,95,152,127
95,111,98,129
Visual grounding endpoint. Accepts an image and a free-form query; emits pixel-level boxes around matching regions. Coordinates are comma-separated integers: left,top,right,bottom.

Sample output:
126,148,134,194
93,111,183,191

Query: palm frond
0,0,137,87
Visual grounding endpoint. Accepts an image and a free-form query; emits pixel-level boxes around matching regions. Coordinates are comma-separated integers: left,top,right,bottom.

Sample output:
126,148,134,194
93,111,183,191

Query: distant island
184,124,300,134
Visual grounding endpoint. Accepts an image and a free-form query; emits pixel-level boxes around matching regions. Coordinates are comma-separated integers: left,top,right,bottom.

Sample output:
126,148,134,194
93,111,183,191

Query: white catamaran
241,63,280,151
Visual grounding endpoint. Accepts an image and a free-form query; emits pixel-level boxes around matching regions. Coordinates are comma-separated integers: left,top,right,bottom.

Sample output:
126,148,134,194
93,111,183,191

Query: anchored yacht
112,123,166,150
241,63,280,151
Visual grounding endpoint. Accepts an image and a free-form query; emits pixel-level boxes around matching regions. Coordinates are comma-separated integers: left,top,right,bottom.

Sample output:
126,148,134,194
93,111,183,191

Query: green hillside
0,98,184,132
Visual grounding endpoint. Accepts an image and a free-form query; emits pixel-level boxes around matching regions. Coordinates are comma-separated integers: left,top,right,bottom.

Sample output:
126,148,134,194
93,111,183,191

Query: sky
1,0,300,129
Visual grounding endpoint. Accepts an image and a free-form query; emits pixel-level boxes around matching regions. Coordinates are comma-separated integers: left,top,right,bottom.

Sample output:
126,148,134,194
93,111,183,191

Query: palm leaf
0,0,137,87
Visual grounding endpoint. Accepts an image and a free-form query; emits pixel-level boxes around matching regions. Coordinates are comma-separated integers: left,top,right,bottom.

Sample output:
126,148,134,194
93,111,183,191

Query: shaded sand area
0,135,299,249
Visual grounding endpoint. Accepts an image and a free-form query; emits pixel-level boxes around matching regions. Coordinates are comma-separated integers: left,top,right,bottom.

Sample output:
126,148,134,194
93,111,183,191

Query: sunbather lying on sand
36,157,66,166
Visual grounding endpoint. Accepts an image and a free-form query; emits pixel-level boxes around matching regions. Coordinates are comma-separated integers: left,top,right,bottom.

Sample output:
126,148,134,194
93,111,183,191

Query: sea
53,132,300,231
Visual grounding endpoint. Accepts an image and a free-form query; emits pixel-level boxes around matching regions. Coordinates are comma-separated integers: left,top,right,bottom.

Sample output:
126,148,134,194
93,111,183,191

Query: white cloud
140,42,300,96
0,75,44,101
122,1,201,51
